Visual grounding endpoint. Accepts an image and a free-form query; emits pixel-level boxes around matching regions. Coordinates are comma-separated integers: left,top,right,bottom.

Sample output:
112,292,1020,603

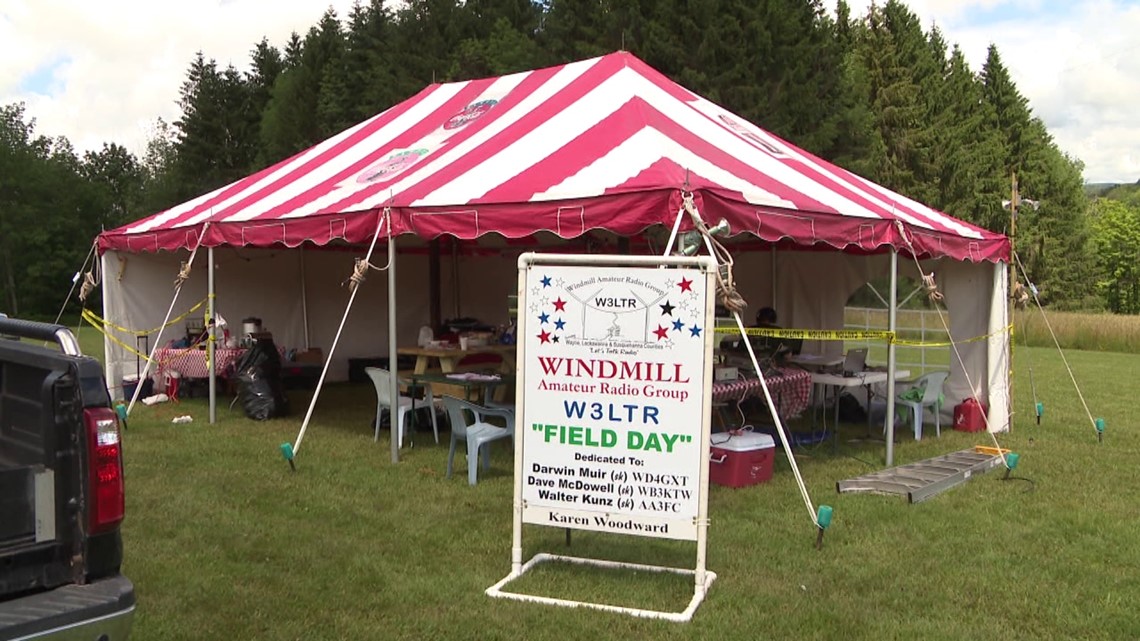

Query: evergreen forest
2,0,1139,317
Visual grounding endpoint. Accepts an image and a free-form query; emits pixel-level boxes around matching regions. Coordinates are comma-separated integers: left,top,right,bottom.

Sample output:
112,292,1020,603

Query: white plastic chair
442,396,514,486
365,367,437,448
894,371,949,440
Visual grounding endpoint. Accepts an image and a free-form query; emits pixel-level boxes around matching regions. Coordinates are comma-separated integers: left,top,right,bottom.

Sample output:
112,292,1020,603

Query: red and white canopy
99,52,1008,262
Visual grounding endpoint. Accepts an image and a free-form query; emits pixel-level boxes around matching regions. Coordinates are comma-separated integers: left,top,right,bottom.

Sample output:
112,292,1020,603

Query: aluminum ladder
836,446,1008,504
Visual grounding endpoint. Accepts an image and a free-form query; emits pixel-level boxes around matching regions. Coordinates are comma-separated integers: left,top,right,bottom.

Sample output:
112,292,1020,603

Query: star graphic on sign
653,325,670,341
553,297,567,312
540,275,552,288
530,287,540,296
555,278,566,287
689,324,702,337
672,318,685,332
678,277,693,292
537,330,551,344
528,302,540,313
659,300,675,316
554,318,566,330
552,335,560,343
538,312,550,324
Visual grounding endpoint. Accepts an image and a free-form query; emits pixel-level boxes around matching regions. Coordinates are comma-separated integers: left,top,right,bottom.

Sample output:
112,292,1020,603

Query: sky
2,0,1138,184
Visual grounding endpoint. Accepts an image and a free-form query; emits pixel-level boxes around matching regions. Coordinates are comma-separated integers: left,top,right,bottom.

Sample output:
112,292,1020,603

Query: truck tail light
83,407,124,534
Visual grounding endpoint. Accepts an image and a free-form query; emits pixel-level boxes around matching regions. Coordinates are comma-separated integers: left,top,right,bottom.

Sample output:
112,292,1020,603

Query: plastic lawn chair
894,371,949,440
442,396,514,486
365,367,437,448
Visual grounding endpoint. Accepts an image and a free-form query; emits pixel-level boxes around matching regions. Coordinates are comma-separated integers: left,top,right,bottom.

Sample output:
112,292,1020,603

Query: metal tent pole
885,250,898,466
300,246,311,349
208,247,216,424
388,229,399,464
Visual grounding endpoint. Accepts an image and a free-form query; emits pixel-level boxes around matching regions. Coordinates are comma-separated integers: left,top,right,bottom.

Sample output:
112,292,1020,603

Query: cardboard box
709,432,775,488
294,348,324,364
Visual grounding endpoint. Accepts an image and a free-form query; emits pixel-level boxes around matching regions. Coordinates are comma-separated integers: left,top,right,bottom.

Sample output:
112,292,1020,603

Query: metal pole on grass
388,225,399,465
208,247,216,424
885,249,898,466
300,246,311,349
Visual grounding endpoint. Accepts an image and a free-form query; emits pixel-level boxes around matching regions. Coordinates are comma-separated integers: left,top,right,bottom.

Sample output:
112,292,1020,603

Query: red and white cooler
709,432,775,488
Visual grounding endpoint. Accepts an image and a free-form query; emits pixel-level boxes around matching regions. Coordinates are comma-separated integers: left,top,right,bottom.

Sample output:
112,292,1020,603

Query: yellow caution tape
714,324,1012,348
81,298,208,337
81,309,208,367
714,327,893,341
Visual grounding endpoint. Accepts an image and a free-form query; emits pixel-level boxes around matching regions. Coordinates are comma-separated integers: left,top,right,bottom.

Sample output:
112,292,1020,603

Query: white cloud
830,0,1140,183
1,0,356,153
2,0,1137,183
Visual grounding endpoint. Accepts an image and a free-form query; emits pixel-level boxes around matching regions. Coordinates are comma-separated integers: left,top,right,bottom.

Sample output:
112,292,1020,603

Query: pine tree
931,46,1006,230
981,45,1032,176
260,9,347,165
173,53,258,198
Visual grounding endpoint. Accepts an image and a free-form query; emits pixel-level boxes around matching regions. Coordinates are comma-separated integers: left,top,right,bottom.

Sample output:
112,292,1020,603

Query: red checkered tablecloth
711,368,813,418
153,347,253,379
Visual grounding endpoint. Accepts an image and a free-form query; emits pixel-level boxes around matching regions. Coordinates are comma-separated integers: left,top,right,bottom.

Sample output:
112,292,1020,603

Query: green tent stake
1002,452,1020,480
815,505,833,550
114,402,129,431
1095,418,1105,443
280,442,296,472
1035,402,1043,425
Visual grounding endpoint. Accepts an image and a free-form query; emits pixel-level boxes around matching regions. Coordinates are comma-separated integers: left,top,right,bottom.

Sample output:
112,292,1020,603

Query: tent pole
451,238,460,318
208,247,216,425
771,246,777,307
388,227,399,464
885,249,898,466
429,239,441,330
300,245,311,349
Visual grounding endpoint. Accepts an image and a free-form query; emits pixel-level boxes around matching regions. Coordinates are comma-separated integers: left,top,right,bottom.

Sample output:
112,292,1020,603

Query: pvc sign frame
486,253,717,622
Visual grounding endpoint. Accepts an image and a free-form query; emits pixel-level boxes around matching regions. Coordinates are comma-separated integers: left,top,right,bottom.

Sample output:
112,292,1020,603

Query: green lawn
115,344,1139,640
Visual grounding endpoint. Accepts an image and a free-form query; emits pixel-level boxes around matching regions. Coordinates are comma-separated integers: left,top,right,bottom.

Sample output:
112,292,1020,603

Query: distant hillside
1086,181,1140,206
1084,182,1121,197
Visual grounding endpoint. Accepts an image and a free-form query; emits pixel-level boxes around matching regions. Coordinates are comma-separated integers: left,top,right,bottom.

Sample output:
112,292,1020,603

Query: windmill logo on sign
530,274,704,349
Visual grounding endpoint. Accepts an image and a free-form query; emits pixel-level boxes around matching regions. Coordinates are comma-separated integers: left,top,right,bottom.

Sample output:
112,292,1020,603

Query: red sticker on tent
356,148,429,184
444,99,498,130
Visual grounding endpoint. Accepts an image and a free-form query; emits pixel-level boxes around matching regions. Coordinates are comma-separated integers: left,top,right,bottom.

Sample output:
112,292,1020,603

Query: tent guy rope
893,221,1010,465
1012,249,1101,439
125,223,210,416
673,193,827,539
284,208,393,469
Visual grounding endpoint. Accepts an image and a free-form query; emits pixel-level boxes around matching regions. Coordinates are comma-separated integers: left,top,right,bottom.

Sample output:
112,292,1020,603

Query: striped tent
99,51,1007,262
98,52,1010,439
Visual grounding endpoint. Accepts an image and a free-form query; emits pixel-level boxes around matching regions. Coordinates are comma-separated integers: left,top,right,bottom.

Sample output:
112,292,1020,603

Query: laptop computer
841,348,867,377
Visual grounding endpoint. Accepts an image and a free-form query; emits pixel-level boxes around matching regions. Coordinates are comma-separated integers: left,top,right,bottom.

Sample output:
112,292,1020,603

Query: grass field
108,334,1139,640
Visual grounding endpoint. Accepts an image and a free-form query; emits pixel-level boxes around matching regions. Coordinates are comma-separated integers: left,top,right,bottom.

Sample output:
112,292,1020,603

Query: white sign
520,264,712,541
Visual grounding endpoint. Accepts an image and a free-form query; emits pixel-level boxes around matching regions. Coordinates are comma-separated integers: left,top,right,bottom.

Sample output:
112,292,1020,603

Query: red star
653,325,669,340
678,277,693,292
552,297,567,311
537,330,552,344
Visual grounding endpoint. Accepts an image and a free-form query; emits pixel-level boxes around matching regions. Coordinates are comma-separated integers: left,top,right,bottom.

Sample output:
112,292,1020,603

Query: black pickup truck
0,317,134,640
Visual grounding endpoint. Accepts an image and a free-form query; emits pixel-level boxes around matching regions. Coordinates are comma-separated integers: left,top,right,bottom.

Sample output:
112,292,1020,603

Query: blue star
689,324,702,337
554,318,566,330
538,312,550,324
540,275,552,288
671,319,685,332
